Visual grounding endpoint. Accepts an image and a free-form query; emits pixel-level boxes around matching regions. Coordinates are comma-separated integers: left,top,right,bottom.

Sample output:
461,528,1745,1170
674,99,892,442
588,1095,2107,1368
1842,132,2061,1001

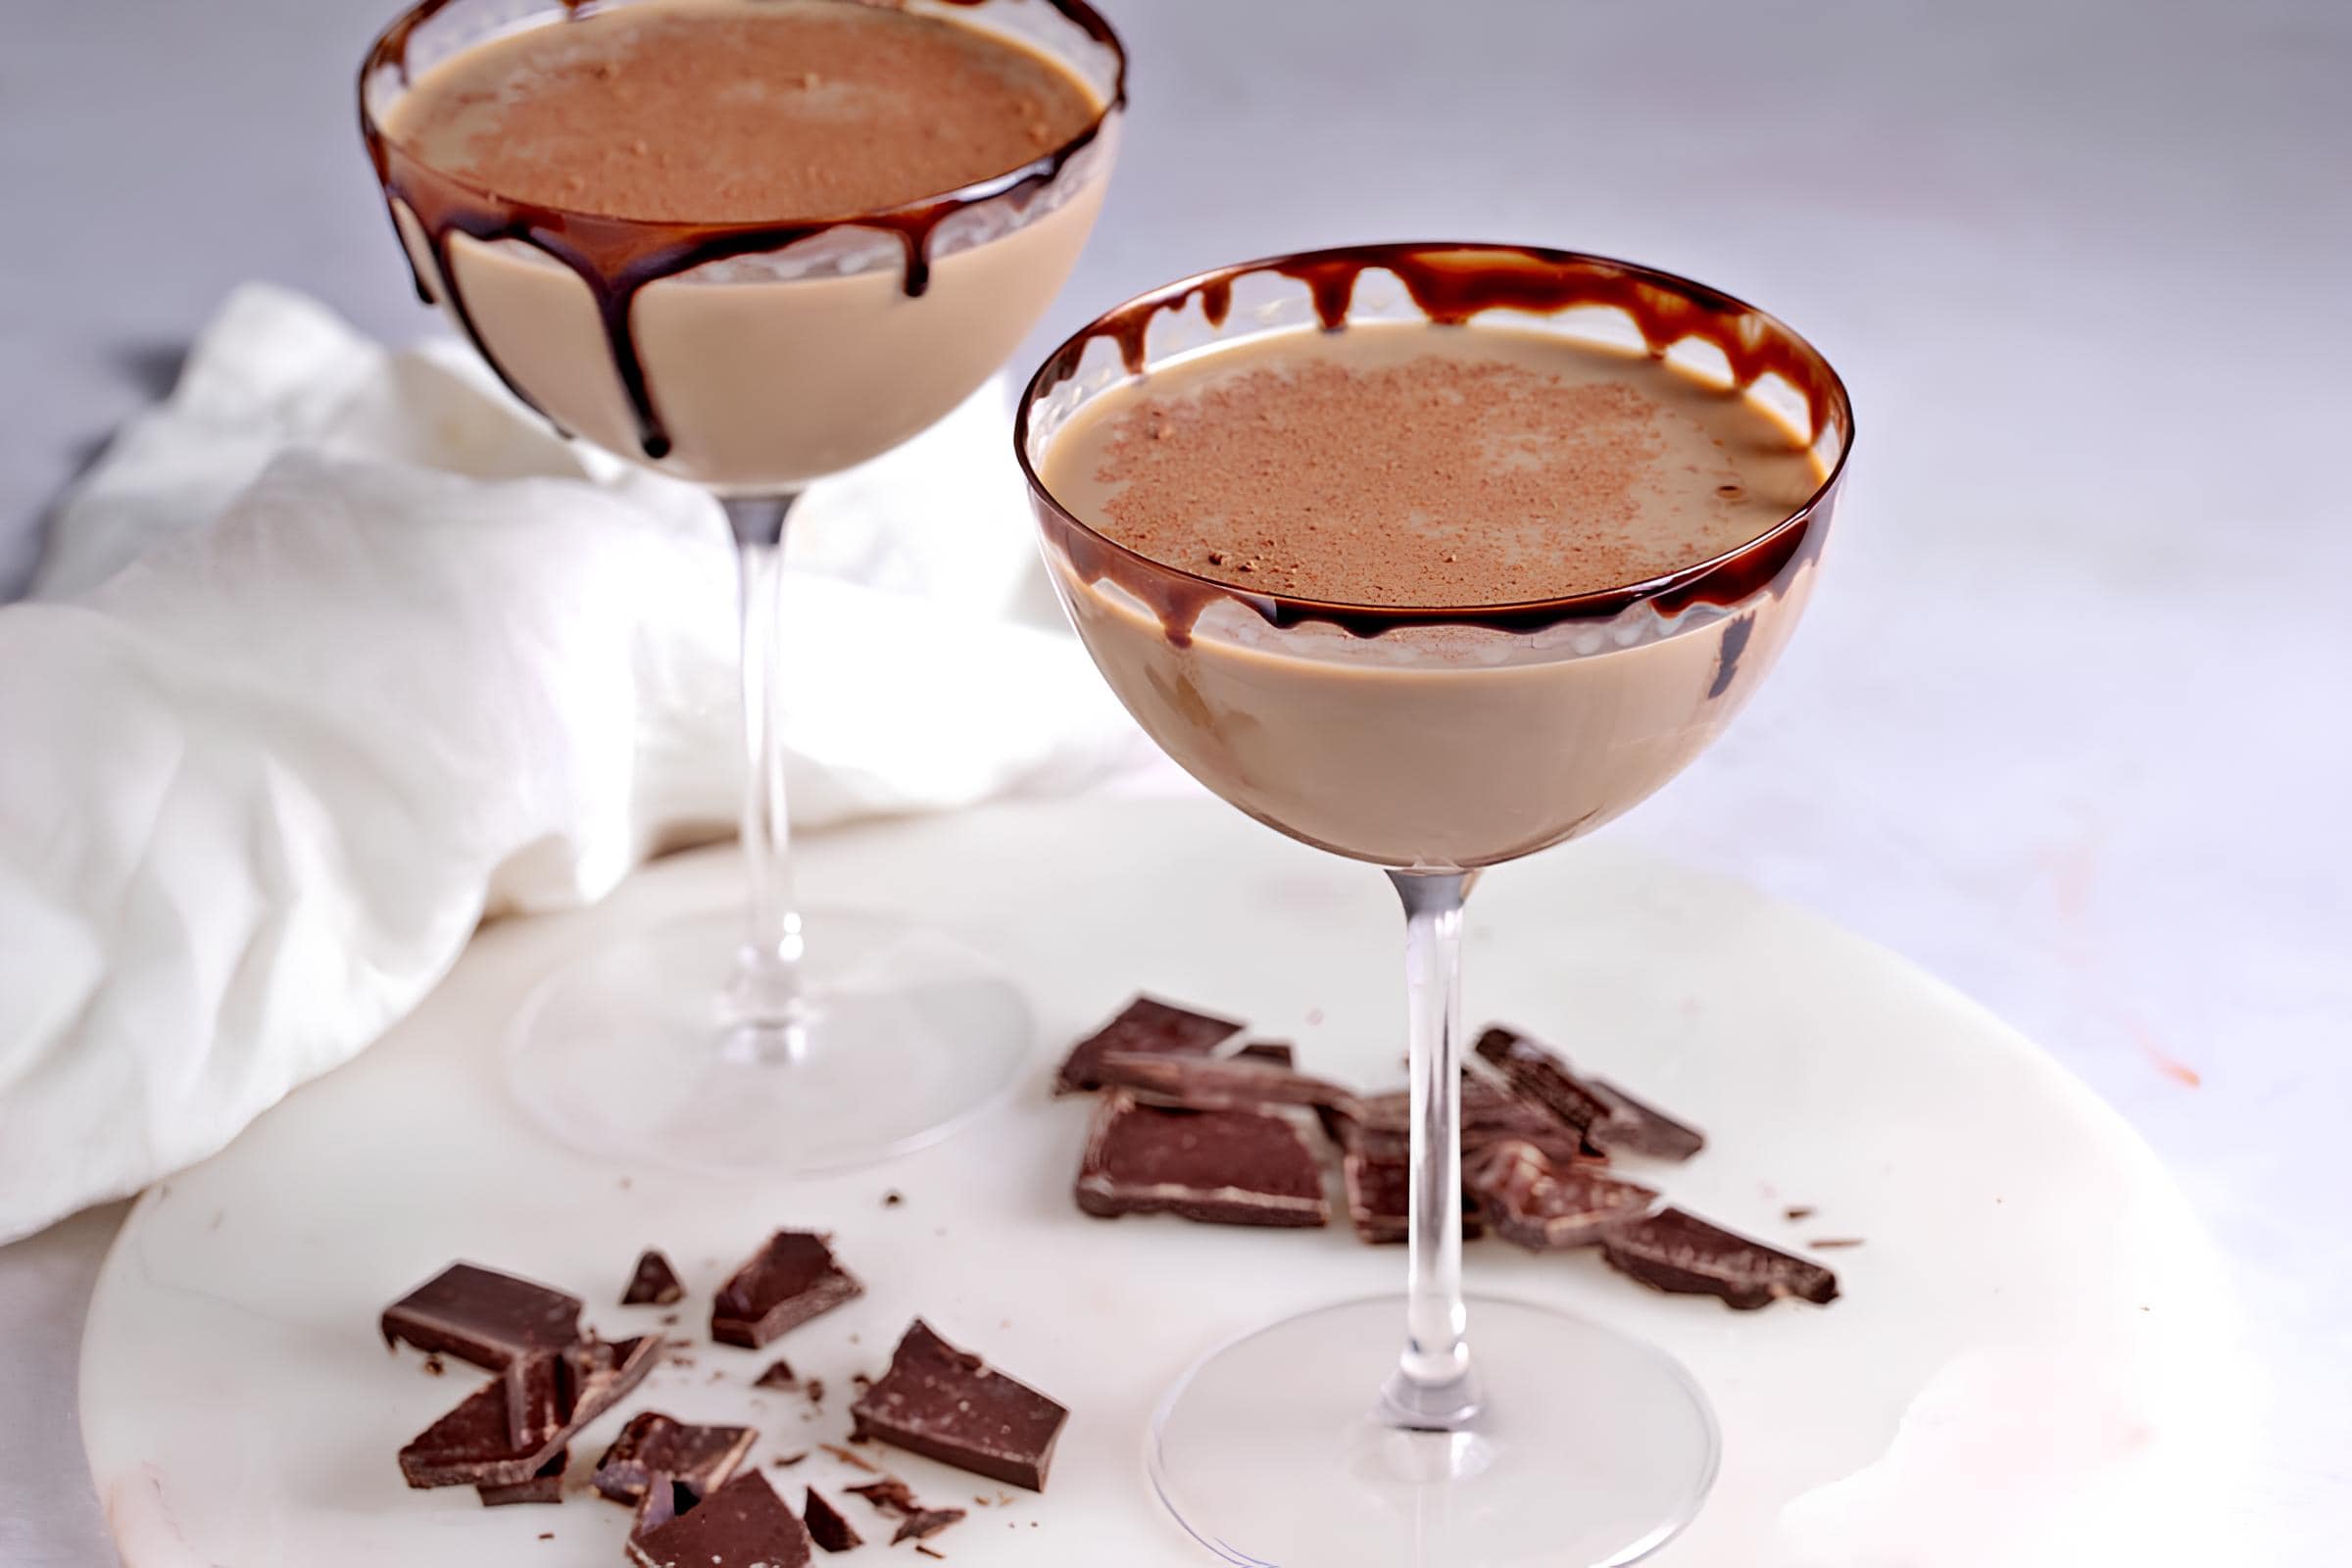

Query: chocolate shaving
894,1507,966,1544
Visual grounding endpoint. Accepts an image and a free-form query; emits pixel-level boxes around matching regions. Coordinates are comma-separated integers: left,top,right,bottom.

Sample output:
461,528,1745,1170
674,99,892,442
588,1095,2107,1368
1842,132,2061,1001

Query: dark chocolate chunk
626,1471,811,1568
1600,1208,1839,1308
630,1477,699,1540
477,1447,565,1507
1075,1093,1329,1228
1464,1139,1659,1250
850,1320,1068,1492
621,1250,685,1307
1337,1078,1586,1166
382,1262,583,1372
1054,996,1243,1095
1234,1040,1296,1067
1475,1027,1705,1160
754,1358,798,1390
1340,1152,1484,1246
894,1507,966,1544
592,1411,756,1506
399,1336,660,1490
710,1232,862,1348
1096,1050,1352,1114
804,1488,861,1551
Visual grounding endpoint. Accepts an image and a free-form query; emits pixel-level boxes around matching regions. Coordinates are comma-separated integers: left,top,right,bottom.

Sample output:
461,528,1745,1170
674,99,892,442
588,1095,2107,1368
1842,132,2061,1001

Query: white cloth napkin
0,283,1143,1245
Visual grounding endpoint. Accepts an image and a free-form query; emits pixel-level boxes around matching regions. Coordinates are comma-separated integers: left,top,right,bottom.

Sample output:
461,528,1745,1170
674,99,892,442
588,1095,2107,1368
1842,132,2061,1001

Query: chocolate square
1054,996,1243,1095
1475,1027,1704,1160
1075,1093,1329,1228
1464,1138,1659,1250
592,1410,756,1506
626,1471,810,1568
382,1262,583,1372
1599,1207,1838,1308
850,1320,1068,1492
710,1232,861,1349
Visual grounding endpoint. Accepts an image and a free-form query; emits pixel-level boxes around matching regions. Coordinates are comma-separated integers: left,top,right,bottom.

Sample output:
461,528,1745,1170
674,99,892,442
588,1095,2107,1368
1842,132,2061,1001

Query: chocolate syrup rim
359,0,1129,232
1014,241,1857,641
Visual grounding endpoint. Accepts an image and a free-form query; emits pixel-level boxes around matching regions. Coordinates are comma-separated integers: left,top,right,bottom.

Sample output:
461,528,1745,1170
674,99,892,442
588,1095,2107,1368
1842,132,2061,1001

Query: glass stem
1380,867,1483,1432
722,493,808,1061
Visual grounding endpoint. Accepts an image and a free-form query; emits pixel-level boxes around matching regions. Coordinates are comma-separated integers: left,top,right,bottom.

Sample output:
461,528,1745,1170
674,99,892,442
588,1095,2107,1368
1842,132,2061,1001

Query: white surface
0,284,1138,1247
80,801,2252,1567
4,0,2347,1559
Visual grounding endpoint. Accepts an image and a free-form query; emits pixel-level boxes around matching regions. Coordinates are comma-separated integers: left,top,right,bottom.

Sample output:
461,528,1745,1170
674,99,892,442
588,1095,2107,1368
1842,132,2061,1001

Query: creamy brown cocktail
365,0,1118,489
1024,249,1845,870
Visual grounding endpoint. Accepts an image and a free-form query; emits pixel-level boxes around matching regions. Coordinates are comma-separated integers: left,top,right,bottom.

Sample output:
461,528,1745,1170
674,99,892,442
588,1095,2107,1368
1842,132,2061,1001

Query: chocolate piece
621,1250,685,1307
1075,1094,1329,1228
477,1447,565,1507
1096,1050,1353,1114
1464,1139,1659,1250
1054,996,1243,1095
1338,1077,1586,1166
804,1488,861,1551
592,1411,756,1506
846,1478,918,1514
894,1508,966,1544
851,1320,1068,1491
399,1336,660,1490
754,1358,798,1390
1808,1237,1865,1250
1341,1152,1484,1246
1234,1040,1296,1066
382,1262,583,1371
710,1232,862,1348
1475,1027,1705,1160
626,1471,810,1568
631,1478,698,1540
1600,1208,1839,1308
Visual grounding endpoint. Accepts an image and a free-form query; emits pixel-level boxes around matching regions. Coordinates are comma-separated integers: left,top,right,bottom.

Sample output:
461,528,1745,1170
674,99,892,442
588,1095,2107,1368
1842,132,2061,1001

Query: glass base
1150,1295,1718,1568
503,906,1032,1175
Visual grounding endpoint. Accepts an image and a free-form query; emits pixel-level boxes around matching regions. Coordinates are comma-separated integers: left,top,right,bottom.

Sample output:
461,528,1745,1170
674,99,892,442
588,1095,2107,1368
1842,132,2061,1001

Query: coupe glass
1017,244,1853,1565
359,0,1125,1171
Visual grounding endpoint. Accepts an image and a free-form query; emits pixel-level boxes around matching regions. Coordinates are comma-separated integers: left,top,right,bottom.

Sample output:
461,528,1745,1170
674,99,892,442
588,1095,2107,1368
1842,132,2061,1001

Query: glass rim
1014,240,1857,633
358,0,1129,234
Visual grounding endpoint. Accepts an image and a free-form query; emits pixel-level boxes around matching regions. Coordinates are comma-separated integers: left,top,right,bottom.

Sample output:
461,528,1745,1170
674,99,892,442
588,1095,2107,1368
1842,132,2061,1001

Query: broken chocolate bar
1341,1152,1484,1245
382,1262,583,1371
626,1470,810,1568
1599,1207,1838,1308
476,1447,565,1507
1464,1139,1659,1250
621,1250,685,1307
851,1320,1068,1491
1075,1093,1329,1228
710,1232,862,1349
399,1335,659,1490
1054,995,1243,1095
804,1488,862,1552
1475,1027,1705,1160
1096,1050,1354,1114
592,1410,756,1506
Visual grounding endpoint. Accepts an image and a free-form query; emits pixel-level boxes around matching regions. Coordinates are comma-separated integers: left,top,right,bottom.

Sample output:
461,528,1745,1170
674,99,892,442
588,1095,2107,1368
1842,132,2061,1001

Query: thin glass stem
721,494,808,1061
1379,867,1483,1432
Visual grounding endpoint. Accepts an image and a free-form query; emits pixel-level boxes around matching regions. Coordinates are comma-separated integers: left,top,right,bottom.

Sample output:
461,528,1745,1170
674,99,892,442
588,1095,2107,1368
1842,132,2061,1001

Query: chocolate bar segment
1096,1050,1354,1114
803,1488,861,1552
592,1411,756,1506
621,1250,685,1307
1054,996,1243,1095
382,1262,583,1371
1075,1093,1329,1228
476,1447,565,1507
1475,1027,1704,1160
399,1335,660,1490
1341,1152,1484,1246
710,1232,862,1349
626,1471,810,1568
1599,1207,1838,1308
1337,1077,1586,1166
1464,1139,1659,1250
850,1320,1068,1491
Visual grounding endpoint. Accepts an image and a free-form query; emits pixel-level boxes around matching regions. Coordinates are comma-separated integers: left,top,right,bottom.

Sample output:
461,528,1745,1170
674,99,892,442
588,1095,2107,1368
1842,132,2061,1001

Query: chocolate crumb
1785,1205,1817,1221
804,1378,825,1404
422,1353,445,1377
1808,1237,1865,1250
883,1191,905,1207
538,1532,554,1541
916,1547,945,1560
820,1443,878,1474
772,1450,808,1467
848,1477,919,1515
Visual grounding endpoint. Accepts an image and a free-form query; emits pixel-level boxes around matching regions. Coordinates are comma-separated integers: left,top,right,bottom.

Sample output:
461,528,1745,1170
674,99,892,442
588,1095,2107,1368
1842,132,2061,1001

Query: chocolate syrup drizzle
1017,243,1855,644
361,0,1126,461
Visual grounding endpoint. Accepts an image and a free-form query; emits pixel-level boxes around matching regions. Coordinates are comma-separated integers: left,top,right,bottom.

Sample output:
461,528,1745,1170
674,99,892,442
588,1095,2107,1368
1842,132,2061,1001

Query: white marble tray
80,800,2254,1566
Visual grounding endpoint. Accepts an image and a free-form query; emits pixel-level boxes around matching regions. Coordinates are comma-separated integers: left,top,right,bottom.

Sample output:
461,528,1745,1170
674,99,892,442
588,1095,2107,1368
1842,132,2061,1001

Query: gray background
4,0,2348,1559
